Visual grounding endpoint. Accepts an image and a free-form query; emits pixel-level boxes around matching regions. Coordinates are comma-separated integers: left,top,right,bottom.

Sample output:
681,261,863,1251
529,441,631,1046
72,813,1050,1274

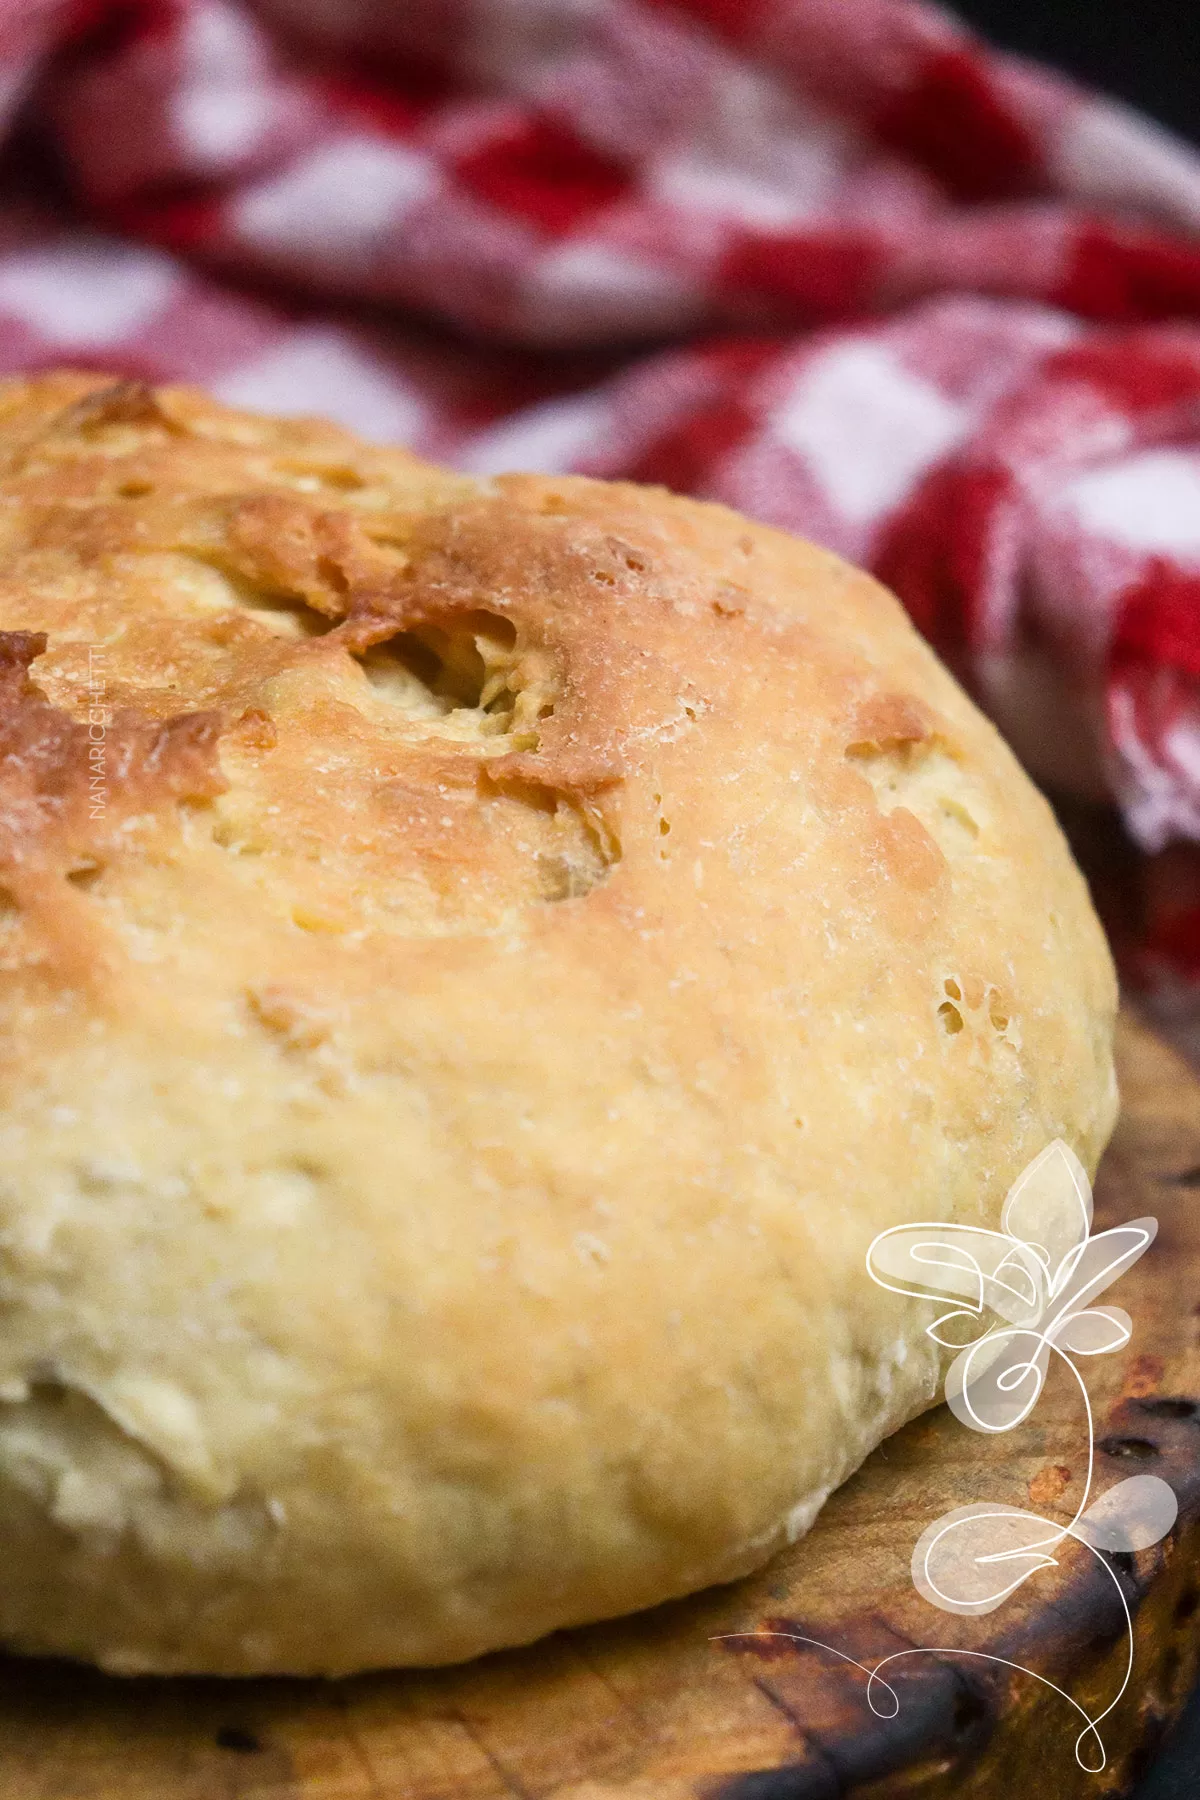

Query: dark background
956,0,1199,141
951,6,1199,1793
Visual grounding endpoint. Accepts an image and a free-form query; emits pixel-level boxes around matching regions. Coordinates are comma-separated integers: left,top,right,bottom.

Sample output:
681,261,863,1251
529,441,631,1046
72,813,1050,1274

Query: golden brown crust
0,372,1118,1675
0,630,224,868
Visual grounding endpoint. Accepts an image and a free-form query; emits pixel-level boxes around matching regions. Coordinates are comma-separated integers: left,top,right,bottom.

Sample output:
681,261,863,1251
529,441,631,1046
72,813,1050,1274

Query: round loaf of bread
0,372,1116,1675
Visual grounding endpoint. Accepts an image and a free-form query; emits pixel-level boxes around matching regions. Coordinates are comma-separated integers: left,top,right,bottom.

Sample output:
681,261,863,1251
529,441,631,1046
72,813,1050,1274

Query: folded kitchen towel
1,0,1198,1055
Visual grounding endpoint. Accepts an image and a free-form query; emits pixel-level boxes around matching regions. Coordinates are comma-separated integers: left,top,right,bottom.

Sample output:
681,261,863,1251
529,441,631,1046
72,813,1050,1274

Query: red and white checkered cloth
2,0,1200,1054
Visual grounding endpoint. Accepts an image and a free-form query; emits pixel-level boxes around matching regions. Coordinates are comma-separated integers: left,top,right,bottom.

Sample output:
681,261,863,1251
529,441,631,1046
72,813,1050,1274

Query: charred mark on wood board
1137,1397,1200,1421
215,1725,262,1754
712,1616,996,1797
707,1762,839,1800
708,1756,841,1800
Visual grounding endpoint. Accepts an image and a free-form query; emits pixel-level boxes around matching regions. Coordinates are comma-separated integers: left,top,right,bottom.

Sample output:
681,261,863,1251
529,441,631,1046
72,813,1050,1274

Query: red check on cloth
3,0,1200,1056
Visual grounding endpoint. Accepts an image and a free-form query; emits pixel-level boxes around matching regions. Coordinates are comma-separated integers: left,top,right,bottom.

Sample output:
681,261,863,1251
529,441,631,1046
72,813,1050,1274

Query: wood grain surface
1,1008,1198,1800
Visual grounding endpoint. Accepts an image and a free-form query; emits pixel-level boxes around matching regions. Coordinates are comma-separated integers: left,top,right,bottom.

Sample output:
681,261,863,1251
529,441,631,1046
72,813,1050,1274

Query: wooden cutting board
1,1007,1199,1800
